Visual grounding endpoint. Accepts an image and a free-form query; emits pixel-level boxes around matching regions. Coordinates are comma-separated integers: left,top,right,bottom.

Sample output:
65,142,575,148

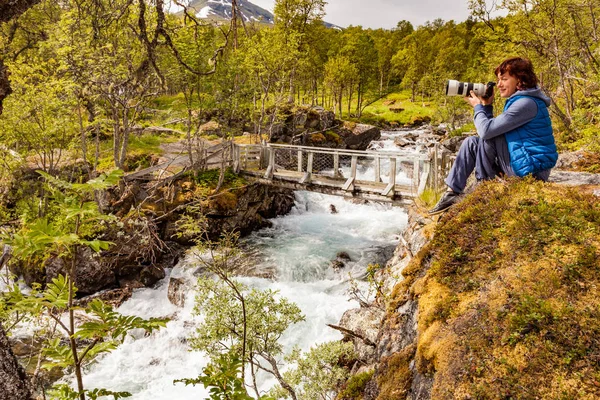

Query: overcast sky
248,0,473,29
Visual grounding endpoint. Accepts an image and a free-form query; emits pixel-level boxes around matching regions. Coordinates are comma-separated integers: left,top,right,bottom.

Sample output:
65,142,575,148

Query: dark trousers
445,135,514,193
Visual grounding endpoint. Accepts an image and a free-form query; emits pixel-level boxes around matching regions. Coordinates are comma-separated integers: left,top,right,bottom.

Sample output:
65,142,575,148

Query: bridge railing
237,143,434,197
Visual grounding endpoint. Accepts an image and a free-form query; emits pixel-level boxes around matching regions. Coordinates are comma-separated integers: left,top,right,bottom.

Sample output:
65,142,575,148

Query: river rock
338,307,385,363
340,123,381,150
432,125,448,136
331,260,345,271
74,287,133,308
139,265,166,287
45,247,115,296
441,135,469,153
0,324,33,400
394,137,414,148
167,277,186,307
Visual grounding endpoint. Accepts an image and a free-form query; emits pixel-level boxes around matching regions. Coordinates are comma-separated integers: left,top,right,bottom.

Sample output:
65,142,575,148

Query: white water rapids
3,129,427,398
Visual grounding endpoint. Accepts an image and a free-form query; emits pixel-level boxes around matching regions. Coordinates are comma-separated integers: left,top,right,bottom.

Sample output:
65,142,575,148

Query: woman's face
497,72,520,98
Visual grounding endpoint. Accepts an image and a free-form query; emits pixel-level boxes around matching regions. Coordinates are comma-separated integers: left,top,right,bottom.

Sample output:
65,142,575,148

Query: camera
445,80,496,99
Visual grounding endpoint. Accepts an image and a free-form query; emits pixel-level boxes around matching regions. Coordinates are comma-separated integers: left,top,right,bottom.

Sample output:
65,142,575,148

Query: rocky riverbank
5,170,295,299
337,173,600,399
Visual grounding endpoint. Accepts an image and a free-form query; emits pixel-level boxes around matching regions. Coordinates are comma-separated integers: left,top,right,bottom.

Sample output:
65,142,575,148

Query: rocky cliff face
339,177,600,399
269,105,381,151
0,323,33,400
338,207,435,399
9,179,295,296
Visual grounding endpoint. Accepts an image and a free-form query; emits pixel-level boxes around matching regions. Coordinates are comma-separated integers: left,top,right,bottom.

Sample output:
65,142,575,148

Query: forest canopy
0,0,598,175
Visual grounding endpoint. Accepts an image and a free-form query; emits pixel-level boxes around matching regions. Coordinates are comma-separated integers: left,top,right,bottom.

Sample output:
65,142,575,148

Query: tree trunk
261,353,297,400
0,323,33,400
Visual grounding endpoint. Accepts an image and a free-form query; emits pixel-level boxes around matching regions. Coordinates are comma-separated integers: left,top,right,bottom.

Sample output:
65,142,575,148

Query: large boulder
339,122,381,150
0,323,33,400
338,307,385,363
45,247,115,296
167,277,186,307
164,183,295,243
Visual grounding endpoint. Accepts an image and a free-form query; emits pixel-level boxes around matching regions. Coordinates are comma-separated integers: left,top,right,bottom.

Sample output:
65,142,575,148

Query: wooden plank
374,156,381,182
342,176,355,191
264,149,275,179
382,183,395,197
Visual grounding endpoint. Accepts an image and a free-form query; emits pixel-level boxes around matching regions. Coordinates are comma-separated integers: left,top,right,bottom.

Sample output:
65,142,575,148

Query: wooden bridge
233,143,452,205
124,141,454,205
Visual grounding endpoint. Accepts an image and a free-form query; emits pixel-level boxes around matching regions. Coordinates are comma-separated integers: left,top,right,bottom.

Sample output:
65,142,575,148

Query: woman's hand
465,90,494,107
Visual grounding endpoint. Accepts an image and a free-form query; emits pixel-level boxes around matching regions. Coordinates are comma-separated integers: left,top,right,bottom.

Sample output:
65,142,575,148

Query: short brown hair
494,57,539,89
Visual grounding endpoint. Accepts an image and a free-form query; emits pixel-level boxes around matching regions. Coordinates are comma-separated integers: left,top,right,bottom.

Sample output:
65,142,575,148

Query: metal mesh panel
274,148,299,171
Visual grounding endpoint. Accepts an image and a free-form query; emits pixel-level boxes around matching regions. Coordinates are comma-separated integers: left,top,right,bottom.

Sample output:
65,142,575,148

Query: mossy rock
309,132,327,144
338,370,375,400
389,178,600,399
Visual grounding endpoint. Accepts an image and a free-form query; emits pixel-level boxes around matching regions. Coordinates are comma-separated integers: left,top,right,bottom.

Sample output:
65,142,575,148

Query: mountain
173,0,274,25
171,0,340,29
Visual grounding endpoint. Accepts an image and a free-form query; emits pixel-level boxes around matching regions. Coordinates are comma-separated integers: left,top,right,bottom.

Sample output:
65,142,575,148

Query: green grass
340,90,437,127
149,93,192,113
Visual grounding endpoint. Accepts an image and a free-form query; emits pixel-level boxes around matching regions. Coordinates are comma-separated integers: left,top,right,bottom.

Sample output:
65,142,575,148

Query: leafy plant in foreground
1,169,166,400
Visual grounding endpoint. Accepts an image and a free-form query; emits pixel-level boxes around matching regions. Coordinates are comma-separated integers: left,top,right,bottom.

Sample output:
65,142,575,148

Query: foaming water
79,191,408,398
8,129,425,398
244,191,407,282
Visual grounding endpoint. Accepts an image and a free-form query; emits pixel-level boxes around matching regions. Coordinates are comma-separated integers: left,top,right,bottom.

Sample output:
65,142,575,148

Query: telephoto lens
445,80,496,98
445,80,488,97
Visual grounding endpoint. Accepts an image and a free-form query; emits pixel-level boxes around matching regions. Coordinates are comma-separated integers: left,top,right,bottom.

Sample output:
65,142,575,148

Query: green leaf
85,388,132,400
81,239,113,252
42,337,74,369
72,169,123,193
42,275,73,309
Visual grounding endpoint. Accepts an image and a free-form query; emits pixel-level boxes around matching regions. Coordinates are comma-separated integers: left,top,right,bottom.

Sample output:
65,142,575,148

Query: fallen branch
327,323,376,347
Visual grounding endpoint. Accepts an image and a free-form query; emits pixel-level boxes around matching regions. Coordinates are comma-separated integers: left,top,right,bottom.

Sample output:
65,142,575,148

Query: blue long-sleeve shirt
472,87,554,180
474,98,537,140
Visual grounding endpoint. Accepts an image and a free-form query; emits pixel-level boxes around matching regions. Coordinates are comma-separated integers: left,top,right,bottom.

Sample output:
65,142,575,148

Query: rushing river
3,129,424,398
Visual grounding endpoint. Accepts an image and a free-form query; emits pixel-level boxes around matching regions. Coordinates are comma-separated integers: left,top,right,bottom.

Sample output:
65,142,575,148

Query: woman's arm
473,97,538,140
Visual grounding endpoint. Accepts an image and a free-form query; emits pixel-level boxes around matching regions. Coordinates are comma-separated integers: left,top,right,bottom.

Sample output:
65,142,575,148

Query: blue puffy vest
504,95,558,177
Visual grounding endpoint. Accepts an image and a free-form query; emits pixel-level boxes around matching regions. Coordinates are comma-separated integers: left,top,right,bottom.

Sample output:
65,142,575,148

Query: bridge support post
298,150,303,173
300,152,313,183
412,158,420,192
264,148,275,179
333,153,341,178
374,156,381,182
342,155,357,192
382,157,396,197
418,160,430,195
233,144,240,173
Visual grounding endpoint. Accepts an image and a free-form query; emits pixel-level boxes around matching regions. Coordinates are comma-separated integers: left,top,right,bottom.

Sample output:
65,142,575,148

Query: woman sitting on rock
429,57,558,215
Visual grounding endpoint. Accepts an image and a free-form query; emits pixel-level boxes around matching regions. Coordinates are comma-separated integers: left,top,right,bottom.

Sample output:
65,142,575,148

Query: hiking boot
428,191,462,215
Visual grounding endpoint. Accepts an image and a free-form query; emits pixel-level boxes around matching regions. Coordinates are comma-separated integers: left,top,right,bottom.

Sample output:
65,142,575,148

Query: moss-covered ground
389,178,600,399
